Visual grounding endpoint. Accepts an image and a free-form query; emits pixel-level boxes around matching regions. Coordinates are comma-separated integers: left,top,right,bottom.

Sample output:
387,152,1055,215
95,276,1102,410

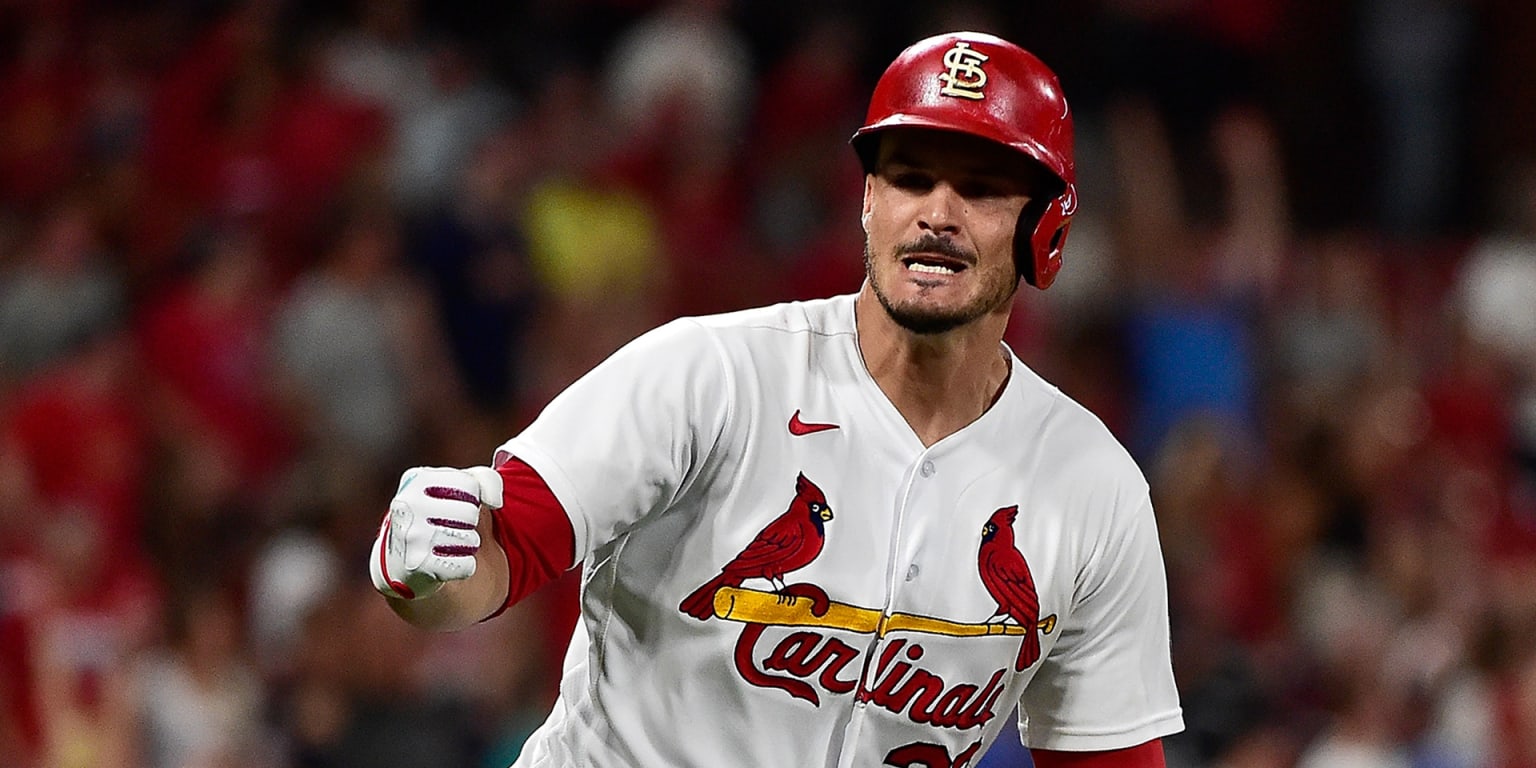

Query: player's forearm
385,514,510,632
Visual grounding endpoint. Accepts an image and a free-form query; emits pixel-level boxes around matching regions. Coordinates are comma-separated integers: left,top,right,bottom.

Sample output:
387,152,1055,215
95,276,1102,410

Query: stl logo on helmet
938,41,989,100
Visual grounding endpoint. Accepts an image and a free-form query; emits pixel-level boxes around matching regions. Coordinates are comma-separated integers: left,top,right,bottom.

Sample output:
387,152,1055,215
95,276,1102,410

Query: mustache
894,235,975,264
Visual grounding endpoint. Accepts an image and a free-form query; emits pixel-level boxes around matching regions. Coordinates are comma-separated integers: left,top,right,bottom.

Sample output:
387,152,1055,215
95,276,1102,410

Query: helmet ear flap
1014,197,1050,286
1015,182,1076,289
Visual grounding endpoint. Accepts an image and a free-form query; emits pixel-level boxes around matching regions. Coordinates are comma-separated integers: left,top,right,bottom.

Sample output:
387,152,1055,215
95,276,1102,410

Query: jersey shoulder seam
698,318,854,341
674,318,736,500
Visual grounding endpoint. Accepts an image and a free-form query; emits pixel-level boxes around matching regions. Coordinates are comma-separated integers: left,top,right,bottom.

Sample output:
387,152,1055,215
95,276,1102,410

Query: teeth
908,263,956,275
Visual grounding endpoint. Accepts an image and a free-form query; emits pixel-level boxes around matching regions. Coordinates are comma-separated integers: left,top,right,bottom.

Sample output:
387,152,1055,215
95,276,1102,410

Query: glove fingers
423,527,480,581
430,526,481,558
425,554,477,582
423,485,481,506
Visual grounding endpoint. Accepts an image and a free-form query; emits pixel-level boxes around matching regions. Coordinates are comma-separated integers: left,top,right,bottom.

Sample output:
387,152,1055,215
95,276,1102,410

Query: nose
917,182,963,235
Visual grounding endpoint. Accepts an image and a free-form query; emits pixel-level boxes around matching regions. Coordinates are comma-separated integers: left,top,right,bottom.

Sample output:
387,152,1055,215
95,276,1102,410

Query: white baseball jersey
497,293,1183,767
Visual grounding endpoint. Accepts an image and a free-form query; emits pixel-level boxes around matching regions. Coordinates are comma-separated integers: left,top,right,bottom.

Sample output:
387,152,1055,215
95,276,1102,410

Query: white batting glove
369,466,504,600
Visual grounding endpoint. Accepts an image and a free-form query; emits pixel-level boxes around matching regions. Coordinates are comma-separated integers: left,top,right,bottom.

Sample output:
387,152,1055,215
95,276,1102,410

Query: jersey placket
832,442,946,767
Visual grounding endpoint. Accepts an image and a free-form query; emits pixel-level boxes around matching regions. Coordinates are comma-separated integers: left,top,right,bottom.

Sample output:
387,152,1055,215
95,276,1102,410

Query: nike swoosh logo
788,409,840,436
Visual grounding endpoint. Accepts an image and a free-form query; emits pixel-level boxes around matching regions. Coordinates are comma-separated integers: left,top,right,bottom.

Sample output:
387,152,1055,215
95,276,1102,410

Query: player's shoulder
1006,359,1146,488
682,294,856,340
612,295,854,374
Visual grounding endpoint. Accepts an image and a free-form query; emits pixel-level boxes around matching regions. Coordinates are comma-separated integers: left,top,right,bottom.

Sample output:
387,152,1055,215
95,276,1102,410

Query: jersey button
919,460,935,478
905,564,920,581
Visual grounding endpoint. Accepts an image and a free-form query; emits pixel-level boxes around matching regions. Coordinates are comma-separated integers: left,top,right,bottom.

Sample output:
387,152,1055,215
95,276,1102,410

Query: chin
877,294,979,334
887,308,971,335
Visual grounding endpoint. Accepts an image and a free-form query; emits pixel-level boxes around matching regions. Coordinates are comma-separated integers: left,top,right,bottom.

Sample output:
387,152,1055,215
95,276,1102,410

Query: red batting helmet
851,31,1077,289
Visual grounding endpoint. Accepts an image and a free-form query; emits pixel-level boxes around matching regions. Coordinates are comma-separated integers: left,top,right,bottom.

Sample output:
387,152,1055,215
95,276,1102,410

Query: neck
854,290,1012,447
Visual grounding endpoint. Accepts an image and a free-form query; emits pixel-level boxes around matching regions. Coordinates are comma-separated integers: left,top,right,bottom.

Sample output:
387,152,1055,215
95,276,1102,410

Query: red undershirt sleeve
1031,740,1165,768
480,457,577,622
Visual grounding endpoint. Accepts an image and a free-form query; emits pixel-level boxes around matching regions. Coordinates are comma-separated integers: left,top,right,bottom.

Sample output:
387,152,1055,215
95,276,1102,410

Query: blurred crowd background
2,0,1535,766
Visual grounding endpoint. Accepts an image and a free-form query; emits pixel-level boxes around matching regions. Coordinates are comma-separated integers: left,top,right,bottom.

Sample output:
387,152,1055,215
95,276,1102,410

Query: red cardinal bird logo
680,473,834,620
978,505,1042,671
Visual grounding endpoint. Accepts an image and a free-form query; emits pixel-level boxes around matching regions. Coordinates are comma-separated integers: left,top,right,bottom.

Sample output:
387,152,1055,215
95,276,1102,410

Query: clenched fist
370,466,504,600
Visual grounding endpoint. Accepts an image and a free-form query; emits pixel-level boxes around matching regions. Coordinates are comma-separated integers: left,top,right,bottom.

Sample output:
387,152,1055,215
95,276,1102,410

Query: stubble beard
864,239,1018,336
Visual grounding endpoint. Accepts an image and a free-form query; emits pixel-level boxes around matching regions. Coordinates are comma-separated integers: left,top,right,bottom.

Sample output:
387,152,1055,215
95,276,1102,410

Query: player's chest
701,406,1076,680
726,386,1067,572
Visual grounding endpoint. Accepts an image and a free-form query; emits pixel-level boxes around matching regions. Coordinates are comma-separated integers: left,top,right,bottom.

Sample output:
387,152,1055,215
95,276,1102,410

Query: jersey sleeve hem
1024,709,1184,752
496,438,590,567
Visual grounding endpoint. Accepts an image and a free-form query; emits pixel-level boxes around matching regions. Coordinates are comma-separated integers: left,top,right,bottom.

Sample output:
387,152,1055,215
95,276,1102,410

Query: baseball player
370,31,1184,767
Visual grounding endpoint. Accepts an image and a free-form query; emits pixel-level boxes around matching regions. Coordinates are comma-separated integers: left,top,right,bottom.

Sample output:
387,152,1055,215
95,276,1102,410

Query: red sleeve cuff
1031,740,1165,768
481,456,575,621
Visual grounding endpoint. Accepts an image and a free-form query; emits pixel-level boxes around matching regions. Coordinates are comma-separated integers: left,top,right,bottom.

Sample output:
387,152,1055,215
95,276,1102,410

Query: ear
861,177,874,231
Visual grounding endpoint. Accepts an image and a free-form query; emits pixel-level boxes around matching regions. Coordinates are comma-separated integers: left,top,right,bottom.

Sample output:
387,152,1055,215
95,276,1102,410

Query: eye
810,502,822,513
956,179,1007,199
887,170,934,191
